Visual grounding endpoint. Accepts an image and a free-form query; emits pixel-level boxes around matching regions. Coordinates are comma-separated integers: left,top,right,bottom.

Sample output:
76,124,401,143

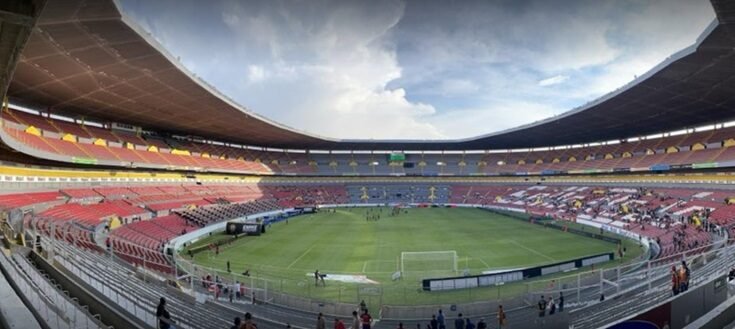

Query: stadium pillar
599,269,603,295
577,274,581,302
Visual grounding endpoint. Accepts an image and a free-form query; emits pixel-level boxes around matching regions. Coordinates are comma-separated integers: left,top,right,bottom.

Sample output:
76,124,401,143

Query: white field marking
287,244,316,269
362,261,368,273
510,240,555,262
474,257,491,268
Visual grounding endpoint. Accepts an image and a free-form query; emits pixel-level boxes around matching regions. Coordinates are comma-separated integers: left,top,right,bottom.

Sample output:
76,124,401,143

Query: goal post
400,251,458,275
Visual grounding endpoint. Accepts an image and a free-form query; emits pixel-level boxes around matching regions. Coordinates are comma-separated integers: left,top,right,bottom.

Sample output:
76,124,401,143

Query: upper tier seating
6,108,735,176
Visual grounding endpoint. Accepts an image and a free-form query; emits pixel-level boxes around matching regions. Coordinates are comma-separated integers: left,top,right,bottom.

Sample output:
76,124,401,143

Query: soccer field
183,207,642,306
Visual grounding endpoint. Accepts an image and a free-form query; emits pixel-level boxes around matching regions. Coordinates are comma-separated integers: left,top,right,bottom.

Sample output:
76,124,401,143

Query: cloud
246,65,268,83
437,79,480,96
427,101,561,139
211,0,445,139
538,75,569,87
118,0,716,142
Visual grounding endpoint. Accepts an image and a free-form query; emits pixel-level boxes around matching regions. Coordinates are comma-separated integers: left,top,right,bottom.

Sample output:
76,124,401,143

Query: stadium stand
7,108,735,176
2,0,735,327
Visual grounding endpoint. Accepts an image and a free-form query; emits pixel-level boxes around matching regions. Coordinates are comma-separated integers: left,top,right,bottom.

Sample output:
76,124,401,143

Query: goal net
400,251,458,276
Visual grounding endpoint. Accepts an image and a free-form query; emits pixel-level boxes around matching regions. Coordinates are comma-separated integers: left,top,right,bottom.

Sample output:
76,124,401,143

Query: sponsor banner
650,164,671,171
613,167,630,173
514,172,528,176
670,163,692,170
692,162,718,169
72,157,97,165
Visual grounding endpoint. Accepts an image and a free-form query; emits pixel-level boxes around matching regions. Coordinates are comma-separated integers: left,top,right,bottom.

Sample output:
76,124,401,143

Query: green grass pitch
183,207,642,307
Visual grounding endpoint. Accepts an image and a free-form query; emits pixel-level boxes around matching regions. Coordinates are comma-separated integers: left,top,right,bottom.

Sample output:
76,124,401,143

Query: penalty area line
287,245,316,269
510,240,555,262
474,257,490,269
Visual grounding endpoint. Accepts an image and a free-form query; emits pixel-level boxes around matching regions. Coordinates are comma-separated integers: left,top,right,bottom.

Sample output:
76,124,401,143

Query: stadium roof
0,0,45,100
5,0,735,151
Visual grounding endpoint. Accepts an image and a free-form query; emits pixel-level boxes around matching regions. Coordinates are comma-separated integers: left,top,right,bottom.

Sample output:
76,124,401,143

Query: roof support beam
0,9,34,27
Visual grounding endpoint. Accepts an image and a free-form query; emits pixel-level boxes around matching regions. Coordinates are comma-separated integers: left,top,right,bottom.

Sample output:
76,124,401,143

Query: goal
400,251,458,275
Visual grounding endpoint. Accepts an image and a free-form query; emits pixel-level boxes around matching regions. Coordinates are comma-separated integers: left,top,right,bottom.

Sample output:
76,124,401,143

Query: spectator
465,318,474,329
360,300,367,313
317,313,326,329
231,317,242,329
240,312,256,329
538,295,547,318
437,310,446,329
548,296,556,315
497,305,506,329
361,309,372,329
477,318,487,329
430,315,438,329
682,260,691,291
600,294,605,302
672,266,680,296
396,323,404,329
156,297,175,329
351,311,360,329
454,313,464,329
335,318,346,329
558,292,564,312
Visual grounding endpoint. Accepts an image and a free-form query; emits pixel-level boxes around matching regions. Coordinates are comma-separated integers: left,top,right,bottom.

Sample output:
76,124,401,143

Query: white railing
0,249,109,329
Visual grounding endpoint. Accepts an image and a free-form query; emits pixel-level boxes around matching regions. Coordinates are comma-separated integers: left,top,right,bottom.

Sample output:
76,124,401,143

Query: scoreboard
389,153,406,162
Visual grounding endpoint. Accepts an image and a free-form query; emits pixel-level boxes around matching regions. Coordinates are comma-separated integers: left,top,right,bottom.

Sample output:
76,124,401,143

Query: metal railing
0,247,110,329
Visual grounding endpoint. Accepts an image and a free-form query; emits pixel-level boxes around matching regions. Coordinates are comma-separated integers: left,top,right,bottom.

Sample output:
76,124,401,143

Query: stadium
0,0,735,328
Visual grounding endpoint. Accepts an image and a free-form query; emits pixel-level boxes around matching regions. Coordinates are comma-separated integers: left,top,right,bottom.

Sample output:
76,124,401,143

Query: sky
119,0,715,140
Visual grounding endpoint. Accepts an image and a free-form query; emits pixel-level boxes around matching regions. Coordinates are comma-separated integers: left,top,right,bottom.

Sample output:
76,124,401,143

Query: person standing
538,295,547,318
464,318,474,329
437,310,446,329
548,297,556,315
335,318,346,329
497,305,506,329
361,309,372,329
477,318,487,329
231,317,241,329
240,312,256,329
682,260,691,291
317,313,326,329
558,292,564,313
156,297,175,329
351,311,360,329
430,315,438,329
671,266,680,296
454,313,465,329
